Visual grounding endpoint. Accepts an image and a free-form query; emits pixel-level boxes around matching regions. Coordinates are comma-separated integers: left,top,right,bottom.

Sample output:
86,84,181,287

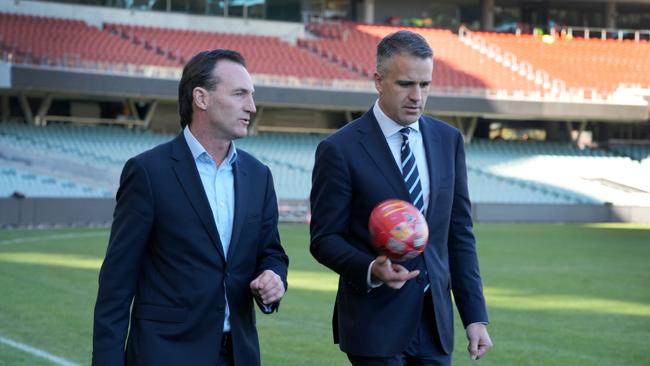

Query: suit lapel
358,110,410,199
419,118,442,224
227,158,248,261
170,134,226,262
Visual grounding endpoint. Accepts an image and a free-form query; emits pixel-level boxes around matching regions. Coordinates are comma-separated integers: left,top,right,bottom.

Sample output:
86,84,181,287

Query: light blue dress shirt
183,126,236,332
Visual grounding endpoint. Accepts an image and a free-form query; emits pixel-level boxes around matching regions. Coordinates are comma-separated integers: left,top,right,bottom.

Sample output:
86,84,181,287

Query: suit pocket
133,304,188,323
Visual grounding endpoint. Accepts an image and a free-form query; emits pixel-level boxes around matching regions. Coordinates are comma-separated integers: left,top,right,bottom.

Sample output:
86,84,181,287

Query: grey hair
376,30,433,74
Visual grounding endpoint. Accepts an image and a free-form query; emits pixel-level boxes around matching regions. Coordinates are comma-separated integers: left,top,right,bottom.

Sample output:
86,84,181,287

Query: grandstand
2,121,648,207
0,13,179,68
0,165,110,198
463,29,650,97
1,0,649,225
300,23,545,95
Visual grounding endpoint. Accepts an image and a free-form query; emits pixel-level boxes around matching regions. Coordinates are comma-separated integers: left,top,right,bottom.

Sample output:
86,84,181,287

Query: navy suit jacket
92,134,288,366
310,109,488,357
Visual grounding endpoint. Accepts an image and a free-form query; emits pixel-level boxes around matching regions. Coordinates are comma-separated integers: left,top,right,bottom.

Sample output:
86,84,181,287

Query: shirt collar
183,125,238,165
372,100,420,139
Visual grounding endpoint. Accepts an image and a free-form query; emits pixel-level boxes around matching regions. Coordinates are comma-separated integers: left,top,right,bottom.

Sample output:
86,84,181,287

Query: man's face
375,53,433,125
203,60,256,140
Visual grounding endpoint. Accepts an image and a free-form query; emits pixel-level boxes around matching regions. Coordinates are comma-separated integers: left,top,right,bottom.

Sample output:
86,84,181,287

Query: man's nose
409,86,422,102
245,96,257,113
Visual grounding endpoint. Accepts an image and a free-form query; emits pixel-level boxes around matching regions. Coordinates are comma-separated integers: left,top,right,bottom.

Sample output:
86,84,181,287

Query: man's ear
193,87,208,111
374,72,383,94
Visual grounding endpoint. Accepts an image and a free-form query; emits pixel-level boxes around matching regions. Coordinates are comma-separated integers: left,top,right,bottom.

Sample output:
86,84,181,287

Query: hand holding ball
368,199,429,262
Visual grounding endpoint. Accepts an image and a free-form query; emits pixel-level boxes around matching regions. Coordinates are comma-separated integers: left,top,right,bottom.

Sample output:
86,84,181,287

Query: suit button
417,275,424,283
217,304,225,311
224,271,229,278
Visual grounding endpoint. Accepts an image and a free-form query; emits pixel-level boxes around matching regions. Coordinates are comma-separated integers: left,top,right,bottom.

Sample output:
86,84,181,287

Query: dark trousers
217,332,234,366
347,290,451,366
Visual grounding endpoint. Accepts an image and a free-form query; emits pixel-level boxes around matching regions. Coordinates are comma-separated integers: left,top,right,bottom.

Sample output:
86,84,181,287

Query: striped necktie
400,127,425,213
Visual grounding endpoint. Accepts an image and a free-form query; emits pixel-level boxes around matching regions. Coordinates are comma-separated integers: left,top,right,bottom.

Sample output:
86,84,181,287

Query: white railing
559,26,650,42
459,25,571,98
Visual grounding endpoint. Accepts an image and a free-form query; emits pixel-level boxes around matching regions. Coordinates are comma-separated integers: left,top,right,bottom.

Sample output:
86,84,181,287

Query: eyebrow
396,80,431,85
233,87,254,94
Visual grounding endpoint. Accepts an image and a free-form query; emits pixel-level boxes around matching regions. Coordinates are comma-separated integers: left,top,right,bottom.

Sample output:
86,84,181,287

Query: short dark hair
376,30,433,74
178,49,247,128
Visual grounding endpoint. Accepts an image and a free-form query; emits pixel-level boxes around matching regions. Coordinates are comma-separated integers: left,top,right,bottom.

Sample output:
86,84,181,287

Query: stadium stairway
468,30,650,97
299,22,544,96
4,12,649,99
104,23,364,81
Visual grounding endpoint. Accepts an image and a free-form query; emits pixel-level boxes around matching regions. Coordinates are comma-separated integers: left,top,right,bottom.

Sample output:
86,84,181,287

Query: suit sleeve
310,139,375,291
92,158,154,366
254,166,289,313
448,132,489,327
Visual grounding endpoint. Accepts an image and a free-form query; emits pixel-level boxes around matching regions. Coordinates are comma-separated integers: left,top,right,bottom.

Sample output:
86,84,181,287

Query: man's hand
371,255,420,289
250,270,285,305
466,323,492,360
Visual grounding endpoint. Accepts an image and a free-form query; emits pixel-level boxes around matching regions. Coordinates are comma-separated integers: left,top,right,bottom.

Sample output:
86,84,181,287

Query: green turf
0,223,648,365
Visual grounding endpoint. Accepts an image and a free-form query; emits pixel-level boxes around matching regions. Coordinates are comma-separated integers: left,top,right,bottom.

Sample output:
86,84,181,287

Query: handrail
459,25,570,97
560,26,650,42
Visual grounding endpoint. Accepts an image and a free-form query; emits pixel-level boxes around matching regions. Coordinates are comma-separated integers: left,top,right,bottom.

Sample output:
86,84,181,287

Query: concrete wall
373,0,435,23
473,203,650,223
473,203,610,223
1,198,115,227
150,101,182,134
0,61,10,89
2,198,649,227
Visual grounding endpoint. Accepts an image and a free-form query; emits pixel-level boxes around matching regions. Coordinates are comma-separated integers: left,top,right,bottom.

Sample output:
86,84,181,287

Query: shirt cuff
366,259,383,289
254,295,276,314
466,322,489,329
260,302,273,313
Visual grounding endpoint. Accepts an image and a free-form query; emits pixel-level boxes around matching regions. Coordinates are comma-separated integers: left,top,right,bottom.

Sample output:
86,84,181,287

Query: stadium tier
0,122,169,169
300,22,544,94
608,143,650,162
466,140,650,205
474,31,650,95
2,123,648,205
0,12,362,80
3,11,650,98
105,23,364,80
0,163,111,197
0,12,178,68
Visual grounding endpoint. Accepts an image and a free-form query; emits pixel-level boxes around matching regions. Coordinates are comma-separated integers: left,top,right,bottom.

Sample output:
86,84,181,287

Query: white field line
0,335,80,366
0,232,107,246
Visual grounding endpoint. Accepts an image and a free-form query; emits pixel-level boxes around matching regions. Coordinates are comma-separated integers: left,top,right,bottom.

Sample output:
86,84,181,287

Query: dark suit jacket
310,109,488,357
92,134,288,366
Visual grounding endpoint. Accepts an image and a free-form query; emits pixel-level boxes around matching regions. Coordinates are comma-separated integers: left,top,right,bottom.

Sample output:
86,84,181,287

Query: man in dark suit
92,49,288,366
310,31,492,365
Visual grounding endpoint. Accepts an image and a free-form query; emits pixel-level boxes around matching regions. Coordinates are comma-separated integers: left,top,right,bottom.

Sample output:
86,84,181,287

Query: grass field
0,223,649,366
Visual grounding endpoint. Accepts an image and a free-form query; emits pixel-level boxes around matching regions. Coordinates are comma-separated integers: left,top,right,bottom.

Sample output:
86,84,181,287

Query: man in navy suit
92,49,288,366
310,31,492,365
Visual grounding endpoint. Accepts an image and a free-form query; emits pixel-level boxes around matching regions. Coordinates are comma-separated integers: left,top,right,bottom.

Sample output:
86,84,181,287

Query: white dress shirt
367,101,431,288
